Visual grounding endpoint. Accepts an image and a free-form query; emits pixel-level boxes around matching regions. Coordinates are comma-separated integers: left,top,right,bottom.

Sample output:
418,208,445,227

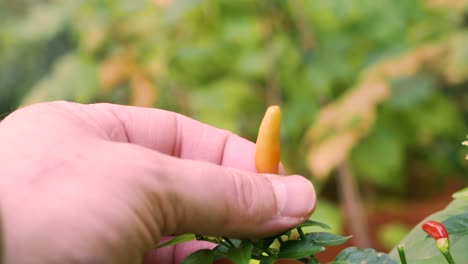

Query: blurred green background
1,0,467,252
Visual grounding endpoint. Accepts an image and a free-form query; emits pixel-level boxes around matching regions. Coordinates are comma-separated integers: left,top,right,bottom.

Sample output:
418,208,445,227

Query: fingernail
269,175,316,218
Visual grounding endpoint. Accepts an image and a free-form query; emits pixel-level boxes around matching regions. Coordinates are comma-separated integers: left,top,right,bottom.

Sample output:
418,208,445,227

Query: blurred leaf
389,198,468,263
21,53,98,105
377,223,411,250
351,128,404,190
301,200,343,235
278,240,325,259
227,243,253,264
163,0,203,24
14,1,76,43
221,18,260,47
405,95,462,145
235,50,269,79
443,32,468,83
305,232,352,246
259,257,275,264
190,79,257,133
441,212,468,237
296,220,331,230
253,237,276,252
331,247,396,264
388,73,436,109
181,249,215,264
288,201,343,243
452,187,468,200
305,78,389,179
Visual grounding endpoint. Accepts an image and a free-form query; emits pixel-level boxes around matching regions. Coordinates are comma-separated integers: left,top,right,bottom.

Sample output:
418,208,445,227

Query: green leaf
213,244,229,259
389,73,436,109
296,220,331,230
300,200,343,235
253,237,276,251
156,234,196,249
190,79,258,134
16,1,77,43
442,212,468,237
331,247,396,264
377,223,411,249
305,232,352,246
389,198,468,263
21,53,98,105
452,187,468,200
259,257,275,264
278,240,325,259
350,127,404,190
307,256,320,264
181,249,215,264
163,0,203,24
227,242,253,264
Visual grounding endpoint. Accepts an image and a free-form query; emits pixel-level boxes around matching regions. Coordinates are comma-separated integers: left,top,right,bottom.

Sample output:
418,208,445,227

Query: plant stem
277,236,284,244
337,161,371,248
223,237,236,248
265,248,276,257
443,251,456,264
297,227,306,240
397,245,407,264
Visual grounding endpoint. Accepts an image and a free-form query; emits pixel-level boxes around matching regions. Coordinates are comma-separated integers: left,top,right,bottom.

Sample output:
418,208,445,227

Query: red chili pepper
422,220,448,240
421,220,455,264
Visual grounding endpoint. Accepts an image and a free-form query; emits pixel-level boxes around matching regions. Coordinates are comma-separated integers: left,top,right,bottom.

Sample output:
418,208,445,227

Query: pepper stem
442,251,455,264
436,238,455,264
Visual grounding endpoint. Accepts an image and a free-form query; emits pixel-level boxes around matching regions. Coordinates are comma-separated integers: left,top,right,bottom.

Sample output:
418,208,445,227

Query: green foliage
21,53,98,105
160,219,355,263
0,1,467,262
0,4,467,261
331,247,396,264
377,223,411,250
389,192,468,263
452,187,468,200
227,243,253,264
278,240,325,259
304,232,352,246
181,249,215,264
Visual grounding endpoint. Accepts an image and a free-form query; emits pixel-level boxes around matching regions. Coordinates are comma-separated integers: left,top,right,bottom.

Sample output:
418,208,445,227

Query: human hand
0,101,315,264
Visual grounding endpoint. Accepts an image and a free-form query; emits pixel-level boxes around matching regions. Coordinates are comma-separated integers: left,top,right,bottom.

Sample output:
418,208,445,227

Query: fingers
133,146,315,238
88,103,259,171
3,102,281,173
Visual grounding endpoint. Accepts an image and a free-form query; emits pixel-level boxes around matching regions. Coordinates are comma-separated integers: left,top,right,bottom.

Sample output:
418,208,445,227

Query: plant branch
337,160,371,248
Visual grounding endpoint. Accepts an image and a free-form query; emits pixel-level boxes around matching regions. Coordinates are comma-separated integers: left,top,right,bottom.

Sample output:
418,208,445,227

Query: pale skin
0,101,315,264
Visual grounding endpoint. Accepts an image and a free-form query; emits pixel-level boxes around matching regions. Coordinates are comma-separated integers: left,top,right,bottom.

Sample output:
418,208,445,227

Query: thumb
154,153,316,238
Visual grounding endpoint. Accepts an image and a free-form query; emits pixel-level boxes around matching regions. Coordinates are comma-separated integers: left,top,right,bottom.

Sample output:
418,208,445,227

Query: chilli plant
158,106,468,264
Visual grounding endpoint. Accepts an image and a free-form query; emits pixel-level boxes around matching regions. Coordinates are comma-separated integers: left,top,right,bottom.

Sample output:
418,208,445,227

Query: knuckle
228,169,257,220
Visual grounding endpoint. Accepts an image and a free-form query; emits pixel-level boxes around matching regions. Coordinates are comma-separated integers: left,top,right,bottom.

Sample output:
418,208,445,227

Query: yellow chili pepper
255,105,281,173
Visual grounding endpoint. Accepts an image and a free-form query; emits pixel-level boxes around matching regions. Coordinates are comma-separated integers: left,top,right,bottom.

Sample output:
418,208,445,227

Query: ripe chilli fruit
421,220,448,240
421,220,455,264
255,105,281,173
